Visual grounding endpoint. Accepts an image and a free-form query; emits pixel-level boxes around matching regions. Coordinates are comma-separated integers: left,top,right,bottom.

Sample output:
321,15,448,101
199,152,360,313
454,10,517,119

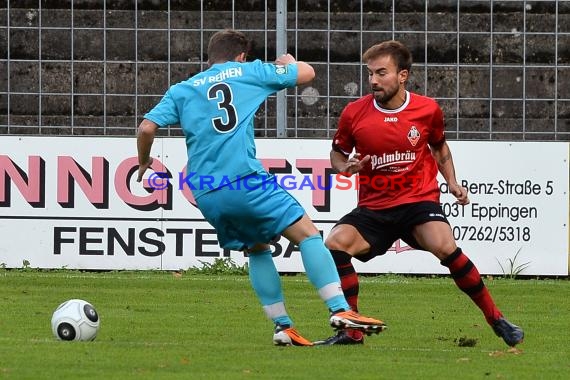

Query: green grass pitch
1,270,568,379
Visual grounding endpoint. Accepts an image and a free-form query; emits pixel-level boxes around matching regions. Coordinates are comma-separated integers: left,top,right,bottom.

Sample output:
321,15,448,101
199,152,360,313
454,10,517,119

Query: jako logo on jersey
384,116,398,122
407,125,420,146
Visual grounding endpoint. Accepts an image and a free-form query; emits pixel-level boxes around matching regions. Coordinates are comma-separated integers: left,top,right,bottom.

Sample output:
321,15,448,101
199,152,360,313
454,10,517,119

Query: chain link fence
1,1,568,140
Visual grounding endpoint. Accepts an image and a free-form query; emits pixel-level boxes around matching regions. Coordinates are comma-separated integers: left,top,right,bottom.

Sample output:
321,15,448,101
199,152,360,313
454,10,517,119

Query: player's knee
325,226,353,249
325,235,349,252
434,244,460,260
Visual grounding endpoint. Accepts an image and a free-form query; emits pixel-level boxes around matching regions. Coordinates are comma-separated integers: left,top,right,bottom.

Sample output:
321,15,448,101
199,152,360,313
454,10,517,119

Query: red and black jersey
332,91,445,210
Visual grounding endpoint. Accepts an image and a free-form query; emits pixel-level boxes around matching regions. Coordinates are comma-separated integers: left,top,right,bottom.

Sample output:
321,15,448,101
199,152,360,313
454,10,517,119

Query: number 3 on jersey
208,83,238,133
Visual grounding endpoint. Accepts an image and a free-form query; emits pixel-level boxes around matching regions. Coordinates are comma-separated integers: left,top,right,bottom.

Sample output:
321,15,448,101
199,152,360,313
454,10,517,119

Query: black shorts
335,201,450,262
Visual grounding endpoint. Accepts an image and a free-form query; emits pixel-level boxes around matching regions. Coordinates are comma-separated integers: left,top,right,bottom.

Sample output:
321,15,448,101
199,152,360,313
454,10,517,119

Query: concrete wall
1,0,568,140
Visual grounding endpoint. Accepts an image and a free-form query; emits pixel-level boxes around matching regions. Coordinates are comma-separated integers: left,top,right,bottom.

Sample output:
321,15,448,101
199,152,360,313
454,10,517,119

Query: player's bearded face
371,81,399,104
367,56,401,105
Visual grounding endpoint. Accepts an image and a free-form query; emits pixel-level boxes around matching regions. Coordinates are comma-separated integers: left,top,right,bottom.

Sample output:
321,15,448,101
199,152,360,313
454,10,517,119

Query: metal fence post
276,0,287,138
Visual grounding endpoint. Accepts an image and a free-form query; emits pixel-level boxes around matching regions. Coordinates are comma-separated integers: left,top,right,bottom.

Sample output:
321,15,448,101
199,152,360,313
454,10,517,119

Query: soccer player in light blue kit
137,29,386,346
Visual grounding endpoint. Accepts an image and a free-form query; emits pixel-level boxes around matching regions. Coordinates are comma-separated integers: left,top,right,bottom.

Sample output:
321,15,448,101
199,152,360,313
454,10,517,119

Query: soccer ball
51,299,100,341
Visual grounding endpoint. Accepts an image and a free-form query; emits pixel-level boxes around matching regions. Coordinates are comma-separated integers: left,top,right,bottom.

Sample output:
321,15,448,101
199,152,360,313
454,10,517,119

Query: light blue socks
248,235,351,329
299,234,350,312
248,249,292,326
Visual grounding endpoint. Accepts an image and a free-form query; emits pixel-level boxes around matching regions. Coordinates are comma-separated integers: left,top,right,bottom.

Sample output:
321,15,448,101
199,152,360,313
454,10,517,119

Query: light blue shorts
195,174,305,250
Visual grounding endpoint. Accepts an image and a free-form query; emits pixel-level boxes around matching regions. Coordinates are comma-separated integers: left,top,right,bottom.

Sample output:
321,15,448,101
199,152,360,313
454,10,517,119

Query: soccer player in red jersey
314,40,524,347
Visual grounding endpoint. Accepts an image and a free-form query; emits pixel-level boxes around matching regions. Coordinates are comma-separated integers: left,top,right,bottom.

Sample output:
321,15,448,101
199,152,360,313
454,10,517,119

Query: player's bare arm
330,150,371,176
136,119,159,182
430,141,469,205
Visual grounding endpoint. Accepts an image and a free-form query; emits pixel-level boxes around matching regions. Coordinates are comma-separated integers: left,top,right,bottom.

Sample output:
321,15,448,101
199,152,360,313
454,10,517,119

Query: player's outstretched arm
136,119,159,182
275,53,315,85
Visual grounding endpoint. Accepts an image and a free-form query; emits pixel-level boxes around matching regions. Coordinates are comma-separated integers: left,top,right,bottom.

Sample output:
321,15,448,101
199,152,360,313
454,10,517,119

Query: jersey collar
373,90,410,113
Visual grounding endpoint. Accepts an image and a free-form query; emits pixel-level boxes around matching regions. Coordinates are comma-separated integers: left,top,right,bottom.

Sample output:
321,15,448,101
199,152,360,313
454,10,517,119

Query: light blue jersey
144,59,298,199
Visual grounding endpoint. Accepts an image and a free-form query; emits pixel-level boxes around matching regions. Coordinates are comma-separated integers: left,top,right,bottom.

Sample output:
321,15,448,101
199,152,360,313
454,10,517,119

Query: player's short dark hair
362,40,412,72
207,29,252,65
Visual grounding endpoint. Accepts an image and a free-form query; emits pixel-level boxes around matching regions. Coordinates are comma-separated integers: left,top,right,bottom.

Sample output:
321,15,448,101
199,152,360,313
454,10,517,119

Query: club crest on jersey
275,65,287,75
407,126,420,146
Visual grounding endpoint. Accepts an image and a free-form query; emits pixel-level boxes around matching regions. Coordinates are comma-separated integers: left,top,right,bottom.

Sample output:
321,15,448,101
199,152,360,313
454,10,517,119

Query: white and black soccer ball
51,299,100,341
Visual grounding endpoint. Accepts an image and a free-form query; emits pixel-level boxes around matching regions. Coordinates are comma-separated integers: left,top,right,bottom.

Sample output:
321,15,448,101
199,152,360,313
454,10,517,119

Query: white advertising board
0,137,568,275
